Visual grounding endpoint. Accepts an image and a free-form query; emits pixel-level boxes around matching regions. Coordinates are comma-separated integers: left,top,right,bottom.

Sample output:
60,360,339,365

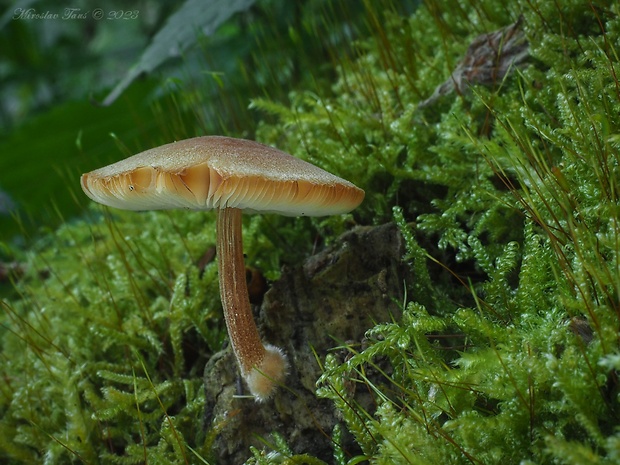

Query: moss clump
2,0,620,464
252,0,620,463
1,209,219,462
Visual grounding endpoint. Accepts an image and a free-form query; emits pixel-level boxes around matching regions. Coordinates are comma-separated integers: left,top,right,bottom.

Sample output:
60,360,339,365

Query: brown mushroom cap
81,136,364,216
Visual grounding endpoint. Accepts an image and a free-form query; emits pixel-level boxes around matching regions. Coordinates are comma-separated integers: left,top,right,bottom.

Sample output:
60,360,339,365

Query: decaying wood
203,222,409,463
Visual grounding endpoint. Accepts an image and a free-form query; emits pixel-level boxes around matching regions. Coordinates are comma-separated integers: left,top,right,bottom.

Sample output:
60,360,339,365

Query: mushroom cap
80,136,364,216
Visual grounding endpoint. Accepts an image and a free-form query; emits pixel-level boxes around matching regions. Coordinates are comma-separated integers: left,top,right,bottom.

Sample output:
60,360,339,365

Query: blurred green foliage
0,0,173,242
0,0,410,244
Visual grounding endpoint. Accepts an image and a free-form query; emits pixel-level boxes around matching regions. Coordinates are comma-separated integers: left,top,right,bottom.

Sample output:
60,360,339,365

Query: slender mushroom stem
216,207,288,401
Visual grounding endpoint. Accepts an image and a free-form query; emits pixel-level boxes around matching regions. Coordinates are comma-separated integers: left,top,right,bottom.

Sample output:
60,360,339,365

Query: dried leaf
420,17,528,107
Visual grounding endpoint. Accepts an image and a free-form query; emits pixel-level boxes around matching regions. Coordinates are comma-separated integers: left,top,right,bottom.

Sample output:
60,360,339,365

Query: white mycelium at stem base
216,207,288,401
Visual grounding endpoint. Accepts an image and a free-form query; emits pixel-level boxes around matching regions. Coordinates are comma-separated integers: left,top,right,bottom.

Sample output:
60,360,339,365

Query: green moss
255,0,620,463
2,0,620,463
0,209,222,463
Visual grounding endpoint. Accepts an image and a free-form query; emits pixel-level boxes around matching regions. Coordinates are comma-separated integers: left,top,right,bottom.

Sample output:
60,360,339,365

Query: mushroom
80,136,365,401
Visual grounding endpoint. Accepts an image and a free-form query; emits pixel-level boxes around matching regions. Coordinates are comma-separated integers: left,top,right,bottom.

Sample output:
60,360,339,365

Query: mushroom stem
216,207,287,401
